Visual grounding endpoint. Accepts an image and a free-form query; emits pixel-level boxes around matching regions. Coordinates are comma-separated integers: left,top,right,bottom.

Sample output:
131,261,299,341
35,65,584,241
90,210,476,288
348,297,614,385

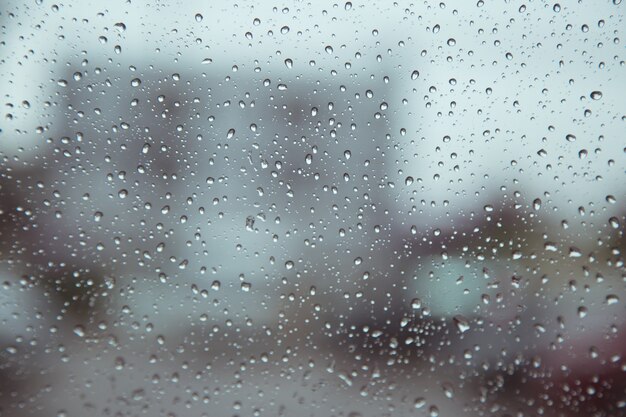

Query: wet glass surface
0,1,625,416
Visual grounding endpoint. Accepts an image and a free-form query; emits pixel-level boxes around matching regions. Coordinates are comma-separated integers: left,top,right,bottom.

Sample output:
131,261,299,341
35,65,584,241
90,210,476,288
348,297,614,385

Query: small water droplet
569,247,582,258
453,315,470,333
590,91,603,100
441,382,455,399
245,216,255,231
73,325,85,337
114,356,125,370
544,242,557,252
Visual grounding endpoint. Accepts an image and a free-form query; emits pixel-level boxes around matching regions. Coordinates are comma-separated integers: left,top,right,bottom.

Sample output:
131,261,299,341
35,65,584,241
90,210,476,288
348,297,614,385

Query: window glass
1,1,624,416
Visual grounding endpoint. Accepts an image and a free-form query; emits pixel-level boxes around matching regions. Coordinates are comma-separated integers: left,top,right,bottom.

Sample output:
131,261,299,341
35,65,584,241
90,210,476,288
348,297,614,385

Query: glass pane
1,1,624,416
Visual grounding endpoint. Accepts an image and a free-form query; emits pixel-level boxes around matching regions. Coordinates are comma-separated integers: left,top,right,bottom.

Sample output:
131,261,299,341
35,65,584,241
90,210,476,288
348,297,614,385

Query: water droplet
569,247,582,258
453,315,470,333
441,382,455,399
544,242,557,252
114,356,125,370
245,216,255,231
414,398,426,409
73,325,85,337
590,91,603,100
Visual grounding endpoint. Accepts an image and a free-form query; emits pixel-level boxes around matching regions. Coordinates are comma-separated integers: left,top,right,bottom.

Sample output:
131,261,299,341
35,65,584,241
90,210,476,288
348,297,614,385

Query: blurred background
0,1,625,416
